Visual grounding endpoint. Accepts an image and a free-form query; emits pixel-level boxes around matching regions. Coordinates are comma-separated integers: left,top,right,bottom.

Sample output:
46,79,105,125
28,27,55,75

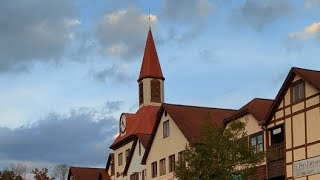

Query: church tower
138,28,164,108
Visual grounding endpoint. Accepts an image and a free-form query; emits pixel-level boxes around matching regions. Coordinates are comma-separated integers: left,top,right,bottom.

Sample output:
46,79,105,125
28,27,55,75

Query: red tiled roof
224,98,274,125
138,28,164,82
136,133,150,148
105,153,114,172
162,103,236,144
68,167,110,180
110,106,161,149
294,67,320,90
263,67,320,125
142,103,236,164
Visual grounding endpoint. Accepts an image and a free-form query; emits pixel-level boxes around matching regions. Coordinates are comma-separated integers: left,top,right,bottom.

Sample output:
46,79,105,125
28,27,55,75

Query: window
130,173,139,180
139,141,141,156
142,170,145,180
151,161,157,178
111,157,115,176
139,83,143,105
160,158,166,176
292,80,304,103
151,79,161,102
250,132,264,153
271,126,284,145
125,149,130,163
169,155,175,173
163,120,170,138
118,153,123,166
178,151,185,162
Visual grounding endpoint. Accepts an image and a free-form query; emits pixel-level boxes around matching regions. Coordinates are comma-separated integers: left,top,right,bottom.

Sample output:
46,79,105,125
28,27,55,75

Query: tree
52,164,69,180
174,120,265,180
7,163,27,179
31,168,54,180
0,170,23,180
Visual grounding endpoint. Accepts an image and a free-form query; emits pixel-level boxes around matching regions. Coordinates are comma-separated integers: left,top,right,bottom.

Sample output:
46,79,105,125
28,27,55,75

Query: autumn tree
0,170,23,180
7,163,27,179
31,168,54,180
52,164,69,180
174,120,265,180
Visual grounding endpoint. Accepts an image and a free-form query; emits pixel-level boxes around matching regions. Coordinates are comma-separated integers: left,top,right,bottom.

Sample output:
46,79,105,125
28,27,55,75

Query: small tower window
151,79,161,102
163,120,170,138
139,82,144,105
292,80,304,103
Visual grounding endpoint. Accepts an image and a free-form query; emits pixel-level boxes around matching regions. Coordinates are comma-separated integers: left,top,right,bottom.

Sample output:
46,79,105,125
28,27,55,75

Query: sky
1,0,320,173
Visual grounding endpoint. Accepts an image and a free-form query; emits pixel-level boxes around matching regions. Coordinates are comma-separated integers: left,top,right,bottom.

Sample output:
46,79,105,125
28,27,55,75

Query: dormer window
292,80,304,103
163,120,170,138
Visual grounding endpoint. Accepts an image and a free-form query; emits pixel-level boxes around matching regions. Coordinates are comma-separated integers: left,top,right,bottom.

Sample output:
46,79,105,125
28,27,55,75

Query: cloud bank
230,0,293,31
0,100,122,169
0,0,80,73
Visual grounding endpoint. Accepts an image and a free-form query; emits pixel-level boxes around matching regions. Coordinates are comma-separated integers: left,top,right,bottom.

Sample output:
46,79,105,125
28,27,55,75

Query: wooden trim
273,92,319,112
290,99,294,172
269,103,320,124
286,139,320,152
266,128,269,180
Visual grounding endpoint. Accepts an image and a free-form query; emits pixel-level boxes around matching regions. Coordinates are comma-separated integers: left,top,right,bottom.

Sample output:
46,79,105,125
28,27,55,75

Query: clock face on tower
120,115,126,133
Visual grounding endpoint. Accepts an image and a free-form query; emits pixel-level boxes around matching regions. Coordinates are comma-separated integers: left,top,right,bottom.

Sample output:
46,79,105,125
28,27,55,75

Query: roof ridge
136,133,151,135
293,67,320,73
252,97,274,101
163,102,237,111
70,167,105,170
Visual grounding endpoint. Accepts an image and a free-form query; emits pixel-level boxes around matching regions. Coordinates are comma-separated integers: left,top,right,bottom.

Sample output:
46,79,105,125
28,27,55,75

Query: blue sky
1,0,320,172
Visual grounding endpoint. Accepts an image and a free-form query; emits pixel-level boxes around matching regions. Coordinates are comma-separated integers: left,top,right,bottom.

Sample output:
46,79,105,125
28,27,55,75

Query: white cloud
0,1,79,73
288,22,320,41
95,8,158,59
91,64,135,83
63,18,81,27
305,0,320,8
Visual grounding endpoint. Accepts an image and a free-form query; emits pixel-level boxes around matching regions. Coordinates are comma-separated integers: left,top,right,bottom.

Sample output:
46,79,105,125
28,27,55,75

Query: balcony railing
267,143,285,162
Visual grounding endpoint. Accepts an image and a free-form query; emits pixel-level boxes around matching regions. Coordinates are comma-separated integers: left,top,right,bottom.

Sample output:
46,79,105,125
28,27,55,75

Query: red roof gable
141,103,236,164
68,167,110,180
110,106,161,149
162,103,236,144
263,67,320,125
224,98,274,125
138,28,164,82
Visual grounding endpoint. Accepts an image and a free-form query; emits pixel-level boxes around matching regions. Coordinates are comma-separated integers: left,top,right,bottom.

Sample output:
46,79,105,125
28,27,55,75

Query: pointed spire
138,28,164,82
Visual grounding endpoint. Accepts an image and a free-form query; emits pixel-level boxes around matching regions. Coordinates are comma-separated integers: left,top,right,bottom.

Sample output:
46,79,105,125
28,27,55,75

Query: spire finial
148,8,151,29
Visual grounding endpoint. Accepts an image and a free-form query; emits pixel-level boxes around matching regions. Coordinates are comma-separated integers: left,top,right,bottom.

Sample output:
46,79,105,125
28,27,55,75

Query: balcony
267,143,285,178
267,143,285,162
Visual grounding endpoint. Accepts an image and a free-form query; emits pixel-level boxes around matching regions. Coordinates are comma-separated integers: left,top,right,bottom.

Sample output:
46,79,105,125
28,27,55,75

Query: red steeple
138,28,164,82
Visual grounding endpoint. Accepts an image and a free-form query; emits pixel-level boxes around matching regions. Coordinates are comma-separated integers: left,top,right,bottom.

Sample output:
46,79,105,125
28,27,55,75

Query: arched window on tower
151,79,161,102
139,82,143,105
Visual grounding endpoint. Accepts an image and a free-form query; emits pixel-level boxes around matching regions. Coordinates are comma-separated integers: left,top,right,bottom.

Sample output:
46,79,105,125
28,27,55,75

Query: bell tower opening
151,79,161,103
139,82,144,105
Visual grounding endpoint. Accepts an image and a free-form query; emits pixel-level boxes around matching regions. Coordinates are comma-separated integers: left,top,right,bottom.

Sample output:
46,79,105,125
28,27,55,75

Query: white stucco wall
127,140,146,180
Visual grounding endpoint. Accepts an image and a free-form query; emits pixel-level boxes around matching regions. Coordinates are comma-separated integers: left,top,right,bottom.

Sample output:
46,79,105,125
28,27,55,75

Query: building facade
263,68,320,180
105,28,320,180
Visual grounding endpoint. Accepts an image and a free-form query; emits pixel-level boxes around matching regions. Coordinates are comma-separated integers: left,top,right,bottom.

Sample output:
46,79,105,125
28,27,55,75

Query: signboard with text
293,156,320,178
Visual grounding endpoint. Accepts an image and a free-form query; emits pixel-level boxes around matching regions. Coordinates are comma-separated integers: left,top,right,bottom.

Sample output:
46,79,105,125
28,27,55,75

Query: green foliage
174,119,265,180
